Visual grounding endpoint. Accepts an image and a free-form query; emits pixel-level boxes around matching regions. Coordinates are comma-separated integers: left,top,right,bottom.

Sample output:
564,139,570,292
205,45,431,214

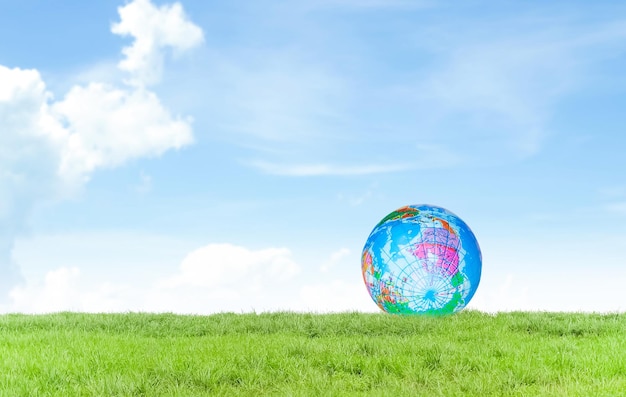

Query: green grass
1,311,625,396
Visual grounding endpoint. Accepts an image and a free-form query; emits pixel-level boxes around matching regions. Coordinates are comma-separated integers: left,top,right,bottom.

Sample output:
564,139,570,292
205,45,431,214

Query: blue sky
1,0,626,313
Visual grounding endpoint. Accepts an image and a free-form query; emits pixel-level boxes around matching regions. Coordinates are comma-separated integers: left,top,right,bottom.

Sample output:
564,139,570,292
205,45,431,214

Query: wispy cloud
213,55,347,145
606,202,626,215
247,142,459,176
186,3,626,173
249,161,412,176
405,12,626,158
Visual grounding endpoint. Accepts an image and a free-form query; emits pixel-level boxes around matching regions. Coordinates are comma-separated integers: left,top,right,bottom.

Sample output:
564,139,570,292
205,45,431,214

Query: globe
362,204,482,315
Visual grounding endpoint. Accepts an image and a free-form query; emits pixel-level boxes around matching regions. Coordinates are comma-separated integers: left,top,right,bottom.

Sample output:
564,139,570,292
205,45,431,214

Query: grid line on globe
361,204,482,315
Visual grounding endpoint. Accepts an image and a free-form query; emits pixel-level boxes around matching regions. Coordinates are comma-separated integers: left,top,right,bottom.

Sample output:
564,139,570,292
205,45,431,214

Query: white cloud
6,266,138,313
249,144,461,176
0,66,58,159
6,231,626,314
468,268,626,313
0,66,44,103
250,161,412,176
0,66,64,292
152,244,375,313
52,83,193,183
0,0,202,297
143,242,304,314
6,239,305,314
159,243,300,289
467,233,626,313
2,237,373,314
0,60,195,214
112,0,204,86
9,267,81,313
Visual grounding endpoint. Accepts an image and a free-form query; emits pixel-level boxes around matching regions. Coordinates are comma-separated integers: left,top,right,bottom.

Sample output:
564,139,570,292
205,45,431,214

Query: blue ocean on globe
361,204,482,315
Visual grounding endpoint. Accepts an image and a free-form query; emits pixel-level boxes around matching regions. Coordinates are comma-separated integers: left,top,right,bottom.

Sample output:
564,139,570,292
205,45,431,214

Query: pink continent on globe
411,226,460,275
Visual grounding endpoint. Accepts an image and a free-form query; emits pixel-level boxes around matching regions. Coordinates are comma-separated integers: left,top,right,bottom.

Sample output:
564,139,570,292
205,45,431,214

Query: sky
1,0,626,314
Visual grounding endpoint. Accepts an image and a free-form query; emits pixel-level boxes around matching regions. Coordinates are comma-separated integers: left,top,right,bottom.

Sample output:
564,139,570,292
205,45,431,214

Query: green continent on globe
374,206,420,228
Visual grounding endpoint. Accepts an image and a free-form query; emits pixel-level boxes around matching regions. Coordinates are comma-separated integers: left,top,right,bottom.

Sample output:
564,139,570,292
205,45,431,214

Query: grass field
0,311,625,396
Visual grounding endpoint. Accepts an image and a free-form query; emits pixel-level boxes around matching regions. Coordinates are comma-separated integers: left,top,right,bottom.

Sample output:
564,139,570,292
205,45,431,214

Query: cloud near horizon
4,240,374,314
158,243,300,290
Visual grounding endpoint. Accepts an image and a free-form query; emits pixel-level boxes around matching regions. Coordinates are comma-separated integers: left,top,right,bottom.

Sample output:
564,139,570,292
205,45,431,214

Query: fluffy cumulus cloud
112,0,204,86
9,267,81,313
0,66,64,293
6,266,137,314
151,243,302,313
53,83,192,183
0,0,202,299
160,243,300,289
